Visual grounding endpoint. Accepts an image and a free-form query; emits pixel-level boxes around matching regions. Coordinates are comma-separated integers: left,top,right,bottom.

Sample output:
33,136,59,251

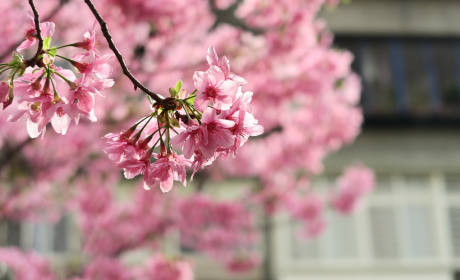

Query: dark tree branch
83,0,165,104
0,138,33,173
0,0,69,63
26,0,44,67
209,0,264,35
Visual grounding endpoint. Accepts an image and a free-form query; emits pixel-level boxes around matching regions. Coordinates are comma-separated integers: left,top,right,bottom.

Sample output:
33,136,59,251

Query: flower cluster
0,248,56,280
138,255,193,280
0,0,374,277
104,46,263,192
178,195,259,272
331,165,376,213
2,12,113,138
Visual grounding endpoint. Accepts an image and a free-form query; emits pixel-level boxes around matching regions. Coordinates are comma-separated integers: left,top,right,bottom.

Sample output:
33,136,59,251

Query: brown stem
26,0,44,67
83,0,165,104
0,0,68,63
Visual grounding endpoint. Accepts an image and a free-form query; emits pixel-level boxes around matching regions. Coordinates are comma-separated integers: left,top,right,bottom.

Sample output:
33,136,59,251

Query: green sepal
8,53,24,68
169,87,177,98
147,95,155,105
48,47,57,57
17,67,26,77
175,80,182,94
158,113,166,124
153,107,164,116
186,95,196,106
43,36,52,50
169,116,180,128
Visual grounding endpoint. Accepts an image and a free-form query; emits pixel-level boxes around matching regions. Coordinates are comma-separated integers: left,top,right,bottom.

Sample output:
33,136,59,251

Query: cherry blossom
193,66,238,111
0,0,376,278
17,11,55,52
72,21,100,60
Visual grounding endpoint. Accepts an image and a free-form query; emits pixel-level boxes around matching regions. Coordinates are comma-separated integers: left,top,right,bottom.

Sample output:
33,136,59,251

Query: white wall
320,0,460,36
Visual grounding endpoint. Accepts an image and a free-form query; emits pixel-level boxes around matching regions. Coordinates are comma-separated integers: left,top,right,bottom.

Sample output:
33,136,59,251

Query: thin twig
27,0,44,67
83,0,165,104
0,0,69,62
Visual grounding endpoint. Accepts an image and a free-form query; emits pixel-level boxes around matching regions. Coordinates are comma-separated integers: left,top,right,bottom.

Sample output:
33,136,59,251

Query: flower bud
122,126,137,139
70,60,88,74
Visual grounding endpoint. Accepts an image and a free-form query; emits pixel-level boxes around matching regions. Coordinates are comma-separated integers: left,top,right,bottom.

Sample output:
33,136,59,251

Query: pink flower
145,152,192,193
118,149,154,179
190,151,217,180
82,258,131,280
119,158,149,179
72,20,100,61
0,81,14,110
225,254,260,273
103,131,138,163
170,119,207,159
289,194,324,222
14,71,46,100
142,255,193,280
330,165,375,214
51,66,77,83
199,108,235,158
193,66,238,111
68,77,103,121
0,82,10,104
72,54,114,81
0,248,56,280
287,194,326,239
8,100,52,138
17,11,55,52
45,99,80,135
207,45,247,85
223,109,263,157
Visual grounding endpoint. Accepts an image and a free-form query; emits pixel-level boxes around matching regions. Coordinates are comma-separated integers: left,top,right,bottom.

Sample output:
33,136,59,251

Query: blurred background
1,0,460,280
293,0,460,279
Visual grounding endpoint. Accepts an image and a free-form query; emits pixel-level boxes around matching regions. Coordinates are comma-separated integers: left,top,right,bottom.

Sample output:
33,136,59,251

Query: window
335,37,460,121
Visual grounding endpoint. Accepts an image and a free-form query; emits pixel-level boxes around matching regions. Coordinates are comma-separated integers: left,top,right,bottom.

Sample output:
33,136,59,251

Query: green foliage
43,36,52,50
48,47,57,57
169,87,177,98
175,79,182,93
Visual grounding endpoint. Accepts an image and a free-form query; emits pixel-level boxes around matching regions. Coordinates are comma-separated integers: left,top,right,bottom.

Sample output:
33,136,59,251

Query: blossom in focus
17,11,55,52
73,20,100,60
207,45,247,85
145,152,192,193
193,66,238,111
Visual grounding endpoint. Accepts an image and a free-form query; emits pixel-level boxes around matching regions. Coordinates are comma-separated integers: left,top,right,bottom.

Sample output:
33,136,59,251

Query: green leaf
186,95,196,106
43,36,52,50
175,79,182,94
169,87,177,98
147,95,154,105
48,47,57,57
8,53,24,68
154,107,164,116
